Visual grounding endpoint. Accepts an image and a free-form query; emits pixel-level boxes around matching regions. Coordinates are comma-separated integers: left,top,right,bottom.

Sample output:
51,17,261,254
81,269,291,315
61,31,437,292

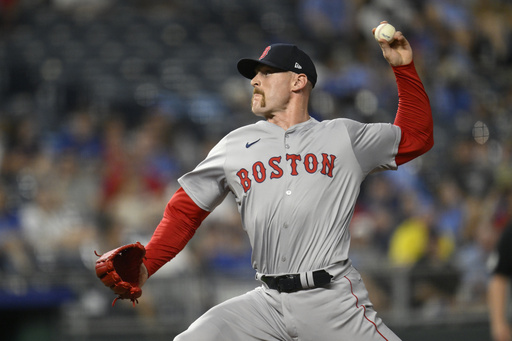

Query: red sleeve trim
392,61,434,165
143,187,210,277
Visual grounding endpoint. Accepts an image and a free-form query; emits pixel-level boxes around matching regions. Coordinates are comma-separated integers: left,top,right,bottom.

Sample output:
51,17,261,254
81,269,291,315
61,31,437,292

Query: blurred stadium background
0,0,511,340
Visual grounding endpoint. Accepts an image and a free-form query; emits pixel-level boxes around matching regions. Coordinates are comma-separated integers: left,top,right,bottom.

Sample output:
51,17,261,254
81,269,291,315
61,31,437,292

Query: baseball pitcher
95,21,433,341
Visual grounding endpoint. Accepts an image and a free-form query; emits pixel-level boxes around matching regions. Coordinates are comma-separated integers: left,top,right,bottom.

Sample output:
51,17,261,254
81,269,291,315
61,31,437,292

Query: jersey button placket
280,130,294,267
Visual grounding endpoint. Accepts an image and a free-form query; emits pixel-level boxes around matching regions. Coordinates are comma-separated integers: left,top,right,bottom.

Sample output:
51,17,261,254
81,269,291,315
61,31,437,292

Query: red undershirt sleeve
143,187,210,277
392,61,434,166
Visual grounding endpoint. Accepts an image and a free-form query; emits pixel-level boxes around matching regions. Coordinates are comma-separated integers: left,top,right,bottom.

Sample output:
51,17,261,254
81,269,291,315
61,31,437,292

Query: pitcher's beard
252,90,266,108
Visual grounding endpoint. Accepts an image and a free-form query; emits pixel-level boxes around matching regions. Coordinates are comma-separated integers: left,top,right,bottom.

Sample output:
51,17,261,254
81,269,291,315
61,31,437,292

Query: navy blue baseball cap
237,43,317,87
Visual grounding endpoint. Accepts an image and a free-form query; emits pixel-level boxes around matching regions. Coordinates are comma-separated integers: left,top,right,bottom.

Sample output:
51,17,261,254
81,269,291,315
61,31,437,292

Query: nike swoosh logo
246,138,261,148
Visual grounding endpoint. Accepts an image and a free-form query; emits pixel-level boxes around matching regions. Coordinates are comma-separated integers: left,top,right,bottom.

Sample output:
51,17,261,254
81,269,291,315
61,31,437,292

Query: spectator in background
52,111,102,163
488,222,512,341
388,191,433,267
0,182,33,275
409,229,459,317
455,218,497,307
435,177,465,244
19,172,96,271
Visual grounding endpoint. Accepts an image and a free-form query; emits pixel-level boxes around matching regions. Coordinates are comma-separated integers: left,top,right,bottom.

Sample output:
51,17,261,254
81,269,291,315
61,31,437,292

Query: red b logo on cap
259,46,271,60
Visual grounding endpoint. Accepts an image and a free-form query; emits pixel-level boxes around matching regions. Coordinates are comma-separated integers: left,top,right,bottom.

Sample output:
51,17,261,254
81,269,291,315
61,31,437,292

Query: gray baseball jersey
178,117,400,275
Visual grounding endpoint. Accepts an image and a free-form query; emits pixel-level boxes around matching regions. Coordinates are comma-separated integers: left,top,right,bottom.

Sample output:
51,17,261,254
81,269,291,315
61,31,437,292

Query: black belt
261,270,333,293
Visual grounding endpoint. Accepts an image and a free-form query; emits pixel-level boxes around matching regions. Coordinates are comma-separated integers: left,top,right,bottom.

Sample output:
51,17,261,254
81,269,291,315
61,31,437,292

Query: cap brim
237,58,287,80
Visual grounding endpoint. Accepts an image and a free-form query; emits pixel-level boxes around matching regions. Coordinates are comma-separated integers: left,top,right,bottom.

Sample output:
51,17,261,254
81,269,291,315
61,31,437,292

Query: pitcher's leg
340,269,401,341
290,267,401,341
175,287,291,341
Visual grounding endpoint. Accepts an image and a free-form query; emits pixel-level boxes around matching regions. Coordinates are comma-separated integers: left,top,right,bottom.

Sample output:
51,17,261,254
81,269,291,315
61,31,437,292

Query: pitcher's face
250,65,294,119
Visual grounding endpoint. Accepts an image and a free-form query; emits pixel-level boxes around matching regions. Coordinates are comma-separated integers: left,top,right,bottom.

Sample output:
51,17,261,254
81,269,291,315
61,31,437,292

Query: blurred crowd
1,0,512,325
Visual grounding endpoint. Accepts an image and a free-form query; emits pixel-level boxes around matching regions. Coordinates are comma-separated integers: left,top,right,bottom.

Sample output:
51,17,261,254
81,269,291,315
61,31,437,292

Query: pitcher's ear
293,73,308,90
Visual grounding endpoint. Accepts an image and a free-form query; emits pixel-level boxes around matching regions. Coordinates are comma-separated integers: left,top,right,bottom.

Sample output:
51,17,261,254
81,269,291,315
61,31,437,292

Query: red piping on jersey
143,187,210,277
344,276,389,341
392,61,434,166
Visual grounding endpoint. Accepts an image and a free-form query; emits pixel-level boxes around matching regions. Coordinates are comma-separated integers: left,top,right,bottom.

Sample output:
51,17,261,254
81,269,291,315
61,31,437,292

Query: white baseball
374,23,396,43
